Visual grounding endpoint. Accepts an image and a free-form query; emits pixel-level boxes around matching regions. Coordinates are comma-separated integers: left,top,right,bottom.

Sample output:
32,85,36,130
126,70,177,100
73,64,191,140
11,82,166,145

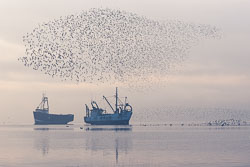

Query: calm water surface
0,125,250,167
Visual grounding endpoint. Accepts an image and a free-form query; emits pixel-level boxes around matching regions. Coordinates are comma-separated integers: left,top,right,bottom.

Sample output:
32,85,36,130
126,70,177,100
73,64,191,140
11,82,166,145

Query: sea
1,124,250,167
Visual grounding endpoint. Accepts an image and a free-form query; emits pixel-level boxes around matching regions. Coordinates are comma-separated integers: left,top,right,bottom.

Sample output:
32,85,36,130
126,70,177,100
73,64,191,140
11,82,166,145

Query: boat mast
43,96,49,111
42,94,46,110
37,94,49,113
115,87,118,113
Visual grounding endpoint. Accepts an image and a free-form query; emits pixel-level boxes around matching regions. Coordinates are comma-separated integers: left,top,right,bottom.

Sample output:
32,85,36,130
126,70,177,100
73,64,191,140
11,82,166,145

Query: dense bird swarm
19,8,220,85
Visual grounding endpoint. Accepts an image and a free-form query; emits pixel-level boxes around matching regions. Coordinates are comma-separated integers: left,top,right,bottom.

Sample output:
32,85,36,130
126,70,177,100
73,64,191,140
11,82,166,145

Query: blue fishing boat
33,95,74,125
84,88,132,125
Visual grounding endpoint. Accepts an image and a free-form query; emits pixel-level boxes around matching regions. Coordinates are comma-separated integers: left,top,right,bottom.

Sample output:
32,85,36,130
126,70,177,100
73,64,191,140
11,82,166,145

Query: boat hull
33,111,74,125
84,112,132,125
84,118,130,125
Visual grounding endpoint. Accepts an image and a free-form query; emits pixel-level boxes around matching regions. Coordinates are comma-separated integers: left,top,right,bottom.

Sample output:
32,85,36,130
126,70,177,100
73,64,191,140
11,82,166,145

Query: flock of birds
19,8,220,85
207,119,248,126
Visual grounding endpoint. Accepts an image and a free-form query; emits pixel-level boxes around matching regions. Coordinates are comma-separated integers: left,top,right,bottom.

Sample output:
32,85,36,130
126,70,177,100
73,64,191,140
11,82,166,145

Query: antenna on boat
115,87,118,113
103,96,115,113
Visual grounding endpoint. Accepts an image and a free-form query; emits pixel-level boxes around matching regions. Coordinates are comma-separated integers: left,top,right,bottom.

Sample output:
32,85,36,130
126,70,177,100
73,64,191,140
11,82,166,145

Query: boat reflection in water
32,125,132,165
33,126,74,156
85,125,132,131
84,125,133,164
33,127,50,156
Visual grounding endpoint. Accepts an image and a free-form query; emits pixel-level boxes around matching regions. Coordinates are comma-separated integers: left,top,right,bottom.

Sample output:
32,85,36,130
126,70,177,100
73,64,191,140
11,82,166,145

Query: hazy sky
0,0,250,124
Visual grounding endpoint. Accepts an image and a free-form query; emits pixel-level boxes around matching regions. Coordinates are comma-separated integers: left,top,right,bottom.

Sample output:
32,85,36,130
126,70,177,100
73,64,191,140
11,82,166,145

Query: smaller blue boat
33,95,74,125
84,88,133,125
